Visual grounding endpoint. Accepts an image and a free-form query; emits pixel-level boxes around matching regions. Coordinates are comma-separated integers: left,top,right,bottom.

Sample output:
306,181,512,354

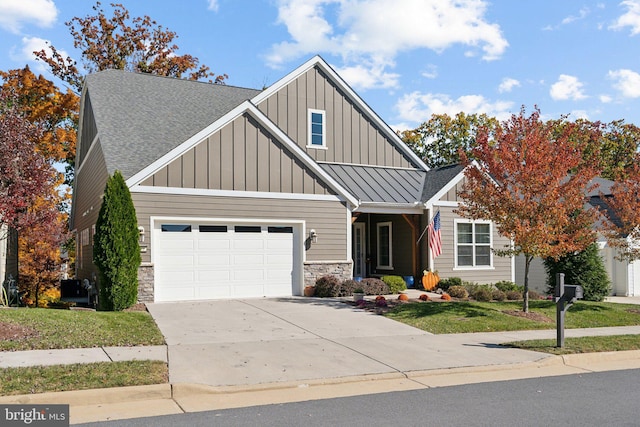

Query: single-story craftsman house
71,56,514,302
515,177,640,296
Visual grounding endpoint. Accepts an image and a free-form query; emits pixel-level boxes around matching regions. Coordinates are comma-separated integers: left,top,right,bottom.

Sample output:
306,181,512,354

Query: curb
1,350,640,414
0,350,640,406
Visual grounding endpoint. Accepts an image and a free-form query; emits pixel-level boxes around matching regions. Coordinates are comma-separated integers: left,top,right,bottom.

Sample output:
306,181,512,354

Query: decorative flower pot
353,292,365,302
304,286,315,297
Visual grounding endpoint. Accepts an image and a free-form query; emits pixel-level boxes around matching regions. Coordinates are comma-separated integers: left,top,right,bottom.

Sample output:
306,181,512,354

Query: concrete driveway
146,298,549,388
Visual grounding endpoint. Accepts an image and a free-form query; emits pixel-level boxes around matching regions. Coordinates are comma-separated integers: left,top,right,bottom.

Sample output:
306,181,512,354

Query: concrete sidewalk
2,295,640,424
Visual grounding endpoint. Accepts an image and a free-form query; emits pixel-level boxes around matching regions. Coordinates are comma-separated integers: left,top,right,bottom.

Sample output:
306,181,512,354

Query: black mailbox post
555,273,584,348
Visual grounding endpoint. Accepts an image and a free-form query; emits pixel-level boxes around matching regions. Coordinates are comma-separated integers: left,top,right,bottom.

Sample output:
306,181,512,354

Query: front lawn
0,308,165,351
504,334,640,355
385,300,640,334
0,361,168,396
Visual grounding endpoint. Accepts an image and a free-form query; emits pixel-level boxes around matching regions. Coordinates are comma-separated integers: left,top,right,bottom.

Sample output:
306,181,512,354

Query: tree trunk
522,255,532,313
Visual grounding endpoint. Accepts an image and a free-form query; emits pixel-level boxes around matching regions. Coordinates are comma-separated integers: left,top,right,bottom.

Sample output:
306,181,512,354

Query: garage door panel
233,239,264,250
233,269,265,281
198,239,231,250
197,254,231,266
158,255,194,266
154,221,295,302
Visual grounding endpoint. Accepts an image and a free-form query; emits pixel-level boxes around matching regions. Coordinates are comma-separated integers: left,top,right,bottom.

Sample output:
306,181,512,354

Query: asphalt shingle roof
420,164,465,202
84,70,261,180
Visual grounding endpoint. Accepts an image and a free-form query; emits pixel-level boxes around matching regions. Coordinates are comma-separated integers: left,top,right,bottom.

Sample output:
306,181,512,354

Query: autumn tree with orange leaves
0,66,78,182
457,108,602,312
35,1,226,94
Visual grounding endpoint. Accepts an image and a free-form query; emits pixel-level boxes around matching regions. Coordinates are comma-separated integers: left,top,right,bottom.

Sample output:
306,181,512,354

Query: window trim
376,221,393,270
453,219,494,270
307,109,327,149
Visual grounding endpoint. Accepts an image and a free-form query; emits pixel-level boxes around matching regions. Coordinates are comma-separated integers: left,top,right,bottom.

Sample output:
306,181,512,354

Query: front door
353,222,366,278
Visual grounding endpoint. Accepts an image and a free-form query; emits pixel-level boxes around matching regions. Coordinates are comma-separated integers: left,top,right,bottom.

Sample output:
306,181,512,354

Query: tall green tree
400,112,498,168
544,243,611,301
93,171,140,311
457,107,601,312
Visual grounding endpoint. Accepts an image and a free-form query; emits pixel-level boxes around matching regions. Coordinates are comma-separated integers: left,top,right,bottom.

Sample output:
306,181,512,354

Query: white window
307,109,327,149
376,222,393,269
455,220,492,268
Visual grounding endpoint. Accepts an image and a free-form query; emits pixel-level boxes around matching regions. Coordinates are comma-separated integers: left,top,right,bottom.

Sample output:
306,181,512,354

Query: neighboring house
515,177,640,296
71,56,513,303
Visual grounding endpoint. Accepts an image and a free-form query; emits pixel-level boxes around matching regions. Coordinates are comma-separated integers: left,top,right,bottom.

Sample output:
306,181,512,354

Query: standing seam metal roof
320,163,426,204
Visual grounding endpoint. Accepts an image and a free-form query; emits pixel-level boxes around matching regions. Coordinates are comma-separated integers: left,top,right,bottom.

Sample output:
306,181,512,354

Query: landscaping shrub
340,279,359,296
473,287,493,302
314,275,342,297
382,275,407,294
492,289,506,301
494,280,522,293
447,285,469,299
94,171,141,311
544,242,611,302
528,290,542,300
359,278,390,295
506,290,521,300
438,277,462,292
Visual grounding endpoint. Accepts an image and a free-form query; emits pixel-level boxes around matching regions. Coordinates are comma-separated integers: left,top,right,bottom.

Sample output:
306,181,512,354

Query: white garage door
154,222,295,301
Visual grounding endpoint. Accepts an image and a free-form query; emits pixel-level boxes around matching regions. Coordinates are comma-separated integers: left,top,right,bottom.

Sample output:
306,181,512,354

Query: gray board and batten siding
256,65,419,169
140,113,335,196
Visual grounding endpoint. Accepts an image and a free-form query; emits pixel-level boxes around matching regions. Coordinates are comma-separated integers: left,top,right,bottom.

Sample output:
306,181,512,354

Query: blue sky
2,0,640,131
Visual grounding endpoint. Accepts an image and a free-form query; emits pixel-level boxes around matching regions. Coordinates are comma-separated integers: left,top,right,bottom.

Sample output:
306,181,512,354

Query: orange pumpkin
398,293,409,301
421,271,440,291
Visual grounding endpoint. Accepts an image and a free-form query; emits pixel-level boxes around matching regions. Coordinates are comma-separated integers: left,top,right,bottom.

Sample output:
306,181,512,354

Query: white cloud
395,91,514,124
600,94,613,103
549,74,587,100
568,109,589,120
334,60,400,90
267,0,508,89
610,0,640,35
207,0,219,11
608,68,640,97
0,0,57,34
11,36,71,74
561,7,590,25
498,77,520,93
421,64,438,79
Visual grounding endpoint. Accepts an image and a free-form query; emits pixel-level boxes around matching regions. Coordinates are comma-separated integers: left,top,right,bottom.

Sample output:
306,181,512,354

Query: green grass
0,361,168,396
0,308,165,351
385,300,640,334
504,334,640,355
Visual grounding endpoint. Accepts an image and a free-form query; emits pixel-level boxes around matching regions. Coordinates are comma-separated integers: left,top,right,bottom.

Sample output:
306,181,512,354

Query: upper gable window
308,109,327,149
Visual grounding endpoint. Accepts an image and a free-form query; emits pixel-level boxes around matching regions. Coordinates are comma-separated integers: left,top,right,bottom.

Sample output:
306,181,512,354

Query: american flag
428,211,442,258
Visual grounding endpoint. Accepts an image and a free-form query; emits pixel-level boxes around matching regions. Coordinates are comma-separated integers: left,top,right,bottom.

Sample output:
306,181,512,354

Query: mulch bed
502,310,554,323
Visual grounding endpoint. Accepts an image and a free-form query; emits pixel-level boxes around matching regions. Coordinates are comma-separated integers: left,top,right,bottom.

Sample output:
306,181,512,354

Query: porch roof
320,163,426,205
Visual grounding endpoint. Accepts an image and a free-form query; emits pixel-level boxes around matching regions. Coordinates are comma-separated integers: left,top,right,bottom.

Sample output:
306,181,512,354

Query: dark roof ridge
85,68,261,92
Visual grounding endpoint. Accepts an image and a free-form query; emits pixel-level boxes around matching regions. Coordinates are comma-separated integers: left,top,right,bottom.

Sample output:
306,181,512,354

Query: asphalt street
77,368,640,427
